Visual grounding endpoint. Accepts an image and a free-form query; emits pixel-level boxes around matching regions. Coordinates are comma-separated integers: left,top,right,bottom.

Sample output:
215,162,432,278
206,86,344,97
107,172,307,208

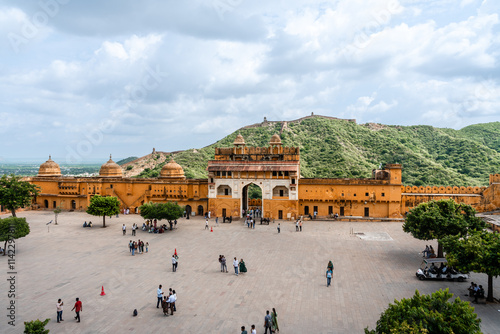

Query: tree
139,202,184,223
24,318,50,334
53,204,62,225
0,217,30,256
364,289,481,334
402,199,484,257
442,230,500,302
0,174,40,217
86,195,120,228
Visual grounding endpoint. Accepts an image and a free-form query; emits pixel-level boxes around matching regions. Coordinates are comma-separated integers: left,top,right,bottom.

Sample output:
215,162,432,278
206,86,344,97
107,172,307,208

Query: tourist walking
239,259,247,274
56,299,64,323
299,220,302,231
233,257,239,276
146,242,149,253
327,260,334,272
129,240,133,253
277,223,280,233
271,308,279,332
157,285,164,308
71,298,82,323
264,310,273,334
122,224,126,235
132,223,137,236
241,325,248,334
251,324,256,334
221,255,228,272
295,220,299,231
326,267,333,287
215,216,219,226
205,219,209,230
172,255,177,272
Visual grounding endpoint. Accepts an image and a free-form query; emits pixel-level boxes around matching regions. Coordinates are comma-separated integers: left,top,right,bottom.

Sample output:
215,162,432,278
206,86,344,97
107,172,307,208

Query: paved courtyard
1,211,499,333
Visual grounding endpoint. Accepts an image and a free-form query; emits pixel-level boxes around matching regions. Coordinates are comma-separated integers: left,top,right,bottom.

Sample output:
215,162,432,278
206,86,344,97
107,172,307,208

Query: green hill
135,116,500,186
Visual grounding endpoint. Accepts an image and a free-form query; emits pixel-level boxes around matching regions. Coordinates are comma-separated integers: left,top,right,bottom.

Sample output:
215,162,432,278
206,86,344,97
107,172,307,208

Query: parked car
416,258,468,281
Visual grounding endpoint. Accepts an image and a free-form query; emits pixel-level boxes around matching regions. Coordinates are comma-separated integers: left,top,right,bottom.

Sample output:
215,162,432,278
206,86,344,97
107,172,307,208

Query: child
146,242,149,253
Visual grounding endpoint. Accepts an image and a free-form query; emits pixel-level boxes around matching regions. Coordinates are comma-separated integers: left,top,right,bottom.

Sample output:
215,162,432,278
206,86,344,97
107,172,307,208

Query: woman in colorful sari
271,307,279,332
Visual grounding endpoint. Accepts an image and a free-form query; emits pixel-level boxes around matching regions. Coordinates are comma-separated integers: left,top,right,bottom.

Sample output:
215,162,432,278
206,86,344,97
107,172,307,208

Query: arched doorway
242,183,263,218
185,205,192,217
44,200,49,208
71,200,76,210
197,205,204,216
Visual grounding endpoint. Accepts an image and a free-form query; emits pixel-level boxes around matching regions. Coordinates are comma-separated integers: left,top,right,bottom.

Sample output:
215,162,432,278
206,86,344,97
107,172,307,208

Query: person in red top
71,297,82,323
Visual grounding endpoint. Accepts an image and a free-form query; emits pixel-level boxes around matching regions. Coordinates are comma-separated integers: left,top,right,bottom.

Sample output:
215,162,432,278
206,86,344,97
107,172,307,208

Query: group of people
295,219,303,232
56,297,82,323
129,240,148,255
223,256,247,276
122,220,177,235
82,221,93,228
156,285,177,316
468,282,485,303
241,308,279,334
422,245,436,258
326,261,334,287
245,217,256,229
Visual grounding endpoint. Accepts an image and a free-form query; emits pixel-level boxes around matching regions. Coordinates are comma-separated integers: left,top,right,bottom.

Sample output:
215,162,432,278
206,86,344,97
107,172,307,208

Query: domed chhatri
99,155,123,178
38,155,61,177
233,134,246,146
160,158,185,180
269,134,282,146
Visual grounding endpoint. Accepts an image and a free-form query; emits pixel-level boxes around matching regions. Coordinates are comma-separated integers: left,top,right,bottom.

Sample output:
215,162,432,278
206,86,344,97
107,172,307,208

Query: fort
6,134,500,219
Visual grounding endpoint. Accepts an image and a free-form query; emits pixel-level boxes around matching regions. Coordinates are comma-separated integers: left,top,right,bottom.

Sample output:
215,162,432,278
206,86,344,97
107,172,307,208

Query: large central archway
242,183,263,218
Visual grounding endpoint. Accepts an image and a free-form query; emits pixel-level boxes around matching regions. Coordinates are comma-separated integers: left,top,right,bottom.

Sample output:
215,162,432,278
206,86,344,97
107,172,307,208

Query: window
272,171,277,177
110,184,113,189
222,171,226,177
273,186,289,198
216,171,221,176
354,193,356,197
365,192,369,196
228,171,232,176
291,179,296,184
225,188,229,196
285,171,289,176
381,193,385,197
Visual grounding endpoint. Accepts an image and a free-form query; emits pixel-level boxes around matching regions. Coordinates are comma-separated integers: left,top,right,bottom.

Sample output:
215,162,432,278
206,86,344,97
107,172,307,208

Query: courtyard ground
0,211,499,334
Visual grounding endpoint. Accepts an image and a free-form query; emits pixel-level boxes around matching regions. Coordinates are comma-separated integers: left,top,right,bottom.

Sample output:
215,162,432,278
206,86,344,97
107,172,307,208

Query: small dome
160,158,185,179
99,155,123,178
233,134,246,146
269,134,282,146
38,155,61,177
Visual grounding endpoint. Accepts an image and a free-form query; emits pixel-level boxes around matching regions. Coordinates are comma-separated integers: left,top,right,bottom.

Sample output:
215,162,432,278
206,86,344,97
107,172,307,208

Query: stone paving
0,211,499,334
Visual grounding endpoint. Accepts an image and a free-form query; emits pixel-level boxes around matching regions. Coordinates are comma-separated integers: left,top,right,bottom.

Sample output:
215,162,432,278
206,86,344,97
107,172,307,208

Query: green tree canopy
442,229,500,302
365,289,481,334
0,217,30,256
86,195,120,228
402,199,484,257
24,318,50,334
139,202,184,223
0,174,40,217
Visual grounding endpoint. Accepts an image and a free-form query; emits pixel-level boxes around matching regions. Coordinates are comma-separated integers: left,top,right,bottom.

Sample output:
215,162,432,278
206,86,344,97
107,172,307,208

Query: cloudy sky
0,0,499,163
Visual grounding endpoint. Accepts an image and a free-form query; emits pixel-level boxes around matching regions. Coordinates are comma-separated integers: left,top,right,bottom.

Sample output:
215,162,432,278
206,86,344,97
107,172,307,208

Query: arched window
272,186,289,198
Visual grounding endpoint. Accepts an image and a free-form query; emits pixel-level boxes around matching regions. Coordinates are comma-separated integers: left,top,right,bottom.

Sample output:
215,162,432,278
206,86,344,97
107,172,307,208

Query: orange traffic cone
100,286,106,296
210,226,213,232
174,248,178,256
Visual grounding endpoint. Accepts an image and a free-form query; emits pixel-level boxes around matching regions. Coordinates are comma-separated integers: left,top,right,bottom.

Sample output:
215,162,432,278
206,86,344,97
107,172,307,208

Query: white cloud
0,0,500,161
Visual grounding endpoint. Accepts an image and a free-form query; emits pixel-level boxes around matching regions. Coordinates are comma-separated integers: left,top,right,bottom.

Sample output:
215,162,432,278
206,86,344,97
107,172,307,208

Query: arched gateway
207,134,300,220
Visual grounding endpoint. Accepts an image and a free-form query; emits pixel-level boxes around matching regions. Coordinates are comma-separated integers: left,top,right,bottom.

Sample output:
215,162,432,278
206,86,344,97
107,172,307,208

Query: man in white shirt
56,299,64,323
172,255,177,272
205,219,209,230
233,257,239,276
122,224,126,235
157,285,163,308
